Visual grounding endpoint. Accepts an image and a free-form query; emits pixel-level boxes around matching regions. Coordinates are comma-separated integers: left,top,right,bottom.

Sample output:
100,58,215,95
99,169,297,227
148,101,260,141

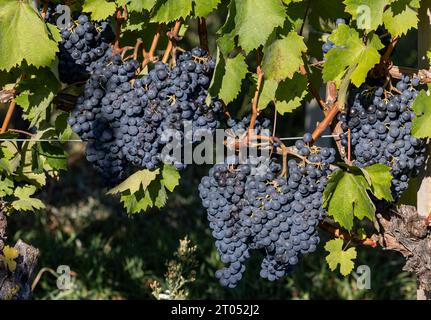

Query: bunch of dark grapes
322,18,346,58
68,48,223,183
68,55,139,183
339,76,425,199
44,8,115,84
199,118,336,287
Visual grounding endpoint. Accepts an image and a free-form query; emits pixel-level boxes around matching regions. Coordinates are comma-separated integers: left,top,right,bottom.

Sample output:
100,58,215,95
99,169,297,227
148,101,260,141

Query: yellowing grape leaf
0,245,19,272
263,32,307,81
325,239,357,276
108,169,160,194
11,185,45,212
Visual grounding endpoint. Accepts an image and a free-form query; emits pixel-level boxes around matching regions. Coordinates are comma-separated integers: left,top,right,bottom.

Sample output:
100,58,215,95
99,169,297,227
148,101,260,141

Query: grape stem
319,220,379,247
140,27,162,72
0,99,16,134
7,129,34,137
389,65,431,83
113,5,129,55
41,2,48,19
198,18,209,52
311,103,340,142
133,38,143,60
249,53,263,138
162,20,182,64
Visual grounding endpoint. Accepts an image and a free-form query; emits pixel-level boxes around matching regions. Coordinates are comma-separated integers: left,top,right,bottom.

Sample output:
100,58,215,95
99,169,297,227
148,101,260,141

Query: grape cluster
199,118,336,287
339,76,425,199
68,48,223,183
51,12,115,84
322,18,346,58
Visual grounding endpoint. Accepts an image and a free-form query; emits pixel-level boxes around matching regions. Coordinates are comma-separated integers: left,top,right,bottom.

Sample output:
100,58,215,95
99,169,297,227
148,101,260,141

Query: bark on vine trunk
376,205,431,296
0,210,40,300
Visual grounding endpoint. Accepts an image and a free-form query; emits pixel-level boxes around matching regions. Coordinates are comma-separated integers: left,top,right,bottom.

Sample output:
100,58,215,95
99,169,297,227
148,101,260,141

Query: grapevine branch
162,20,182,64
319,221,378,247
311,103,340,142
0,99,16,134
141,26,162,70
198,18,209,52
113,6,129,55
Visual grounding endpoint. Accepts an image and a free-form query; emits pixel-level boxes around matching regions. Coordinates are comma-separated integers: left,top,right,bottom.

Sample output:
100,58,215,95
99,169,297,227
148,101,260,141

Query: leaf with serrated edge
411,85,431,138
0,177,13,197
325,239,357,276
151,0,193,23
194,0,222,17
343,0,389,32
218,54,248,104
116,0,157,12
0,1,60,70
11,185,45,212
363,164,394,201
234,0,286,53
161,164,181,192
263,32,307,81
82,0,117,21
108,169,160,194
323,25,382,87
274,73,308,114
383,0,418,37
323,169,375,231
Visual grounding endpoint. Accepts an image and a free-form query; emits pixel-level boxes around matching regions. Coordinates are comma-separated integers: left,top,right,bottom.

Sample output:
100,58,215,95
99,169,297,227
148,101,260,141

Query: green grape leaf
216,0,236,56
0,140,20,175
194,0,222,17
282,0,303,4
211,54,248,104
411,84,431,138
15,68,60,127
119,177,169,214
116,0,157,12
55,112,73,141
82,0,117,21
258,74,307,114
0,1,60,70
11,185,45,212
263,32,307,81
383,0,418,37
148,180,168,208
151,0,193,22
161,164,181,192
343,0,389,32
323,168,376,231
234,0,287,53
39,142,68,171
323,25,382,87
108,168,160,194
258,79,278,110
325,239,357,276
363,164,394,201
0,177,13,197
120,188,153,214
